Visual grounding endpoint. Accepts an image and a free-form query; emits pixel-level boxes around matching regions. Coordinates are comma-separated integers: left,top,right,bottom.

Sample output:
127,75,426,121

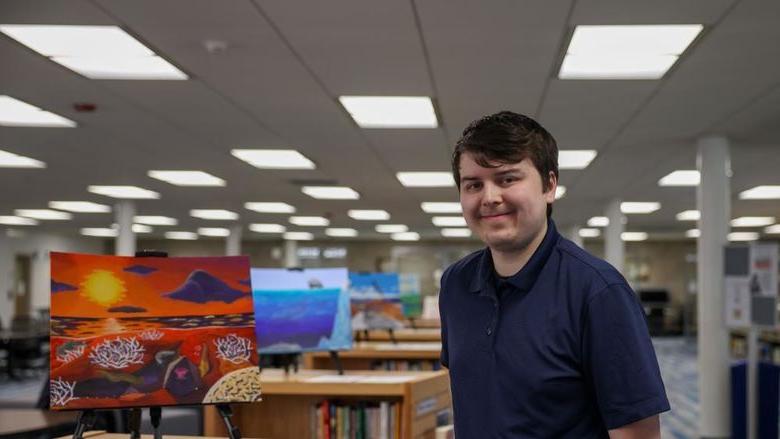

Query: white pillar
697,136,731,438
284,240,299,268
566,226,583,248
114,201,136,256
226,225,242,256
605,199,625,273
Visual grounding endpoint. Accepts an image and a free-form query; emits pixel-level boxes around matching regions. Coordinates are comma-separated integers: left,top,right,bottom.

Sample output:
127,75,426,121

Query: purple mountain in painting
108,306,147,313
51,280,77,293
164,270,248,304
124,265,158,275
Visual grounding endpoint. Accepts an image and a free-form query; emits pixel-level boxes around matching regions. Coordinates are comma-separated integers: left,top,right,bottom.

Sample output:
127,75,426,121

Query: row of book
312,399,402,439
369,360,442,371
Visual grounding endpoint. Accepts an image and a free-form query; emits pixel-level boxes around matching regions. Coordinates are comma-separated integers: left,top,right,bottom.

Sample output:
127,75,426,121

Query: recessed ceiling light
441,228,472,238
559,150,597,169
676,210,700,221
81,228,117,237
0,25,187,80
284,231,313,241
198,227,230,237
148,170,225,187
326,228,358,237
620,202,660,214
587,216,609,227
0,216,38,226
339,96,438,128
659,170,700,186
432,216,467,227
765,225,780,234
348,210,390,221
250,223,286,233
579,228,601,238
392,232,421,241
302,186,360,200
739,186,780,200
555,186,566,200
48,201,110,213
0,95,76,127
88,185,160,199
421,202,461,213
730,216,775,227
376,224,408,233
728,232,759,242
289,216,329,226
622,232,648,241
0,149,46,168
685,229,700,238
134,216,177,226
244,202,296,214
14,209,72,220
231,149,315,169
559,25,703,80
165,231,198,240
190,209,238,220
396,172,454,187
131,224,152,234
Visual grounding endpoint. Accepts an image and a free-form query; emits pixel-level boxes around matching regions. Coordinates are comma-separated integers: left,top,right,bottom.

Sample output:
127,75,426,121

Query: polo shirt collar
469,218,560,294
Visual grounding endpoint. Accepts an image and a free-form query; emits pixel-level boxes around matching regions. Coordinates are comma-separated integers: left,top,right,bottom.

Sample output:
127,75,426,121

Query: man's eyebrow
494,169,523,177
459,176,480,182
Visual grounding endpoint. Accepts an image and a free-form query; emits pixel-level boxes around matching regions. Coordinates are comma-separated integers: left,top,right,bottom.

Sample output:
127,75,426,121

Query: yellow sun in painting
80,270,127,307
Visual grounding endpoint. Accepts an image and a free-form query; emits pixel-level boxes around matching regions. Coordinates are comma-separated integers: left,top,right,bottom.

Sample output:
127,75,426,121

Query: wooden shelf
203,368,451,439
303,342,443,370
356,328,441,342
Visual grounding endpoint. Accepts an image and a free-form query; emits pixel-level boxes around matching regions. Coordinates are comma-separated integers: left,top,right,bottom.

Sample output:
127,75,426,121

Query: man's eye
465,182,481,191
502,177,516,184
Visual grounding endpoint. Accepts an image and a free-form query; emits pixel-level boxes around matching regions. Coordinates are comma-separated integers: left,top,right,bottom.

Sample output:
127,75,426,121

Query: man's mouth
480,211,513,220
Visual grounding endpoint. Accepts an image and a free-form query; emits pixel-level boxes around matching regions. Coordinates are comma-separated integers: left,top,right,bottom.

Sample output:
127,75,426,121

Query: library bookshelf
303,342,443,371
355,328,442,343
203,368,451,439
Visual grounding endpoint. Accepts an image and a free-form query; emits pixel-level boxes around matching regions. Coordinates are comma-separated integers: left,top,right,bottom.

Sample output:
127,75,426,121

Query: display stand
328,350,344,375
127,408,141,438
72,410,97,439
216,404,241,439
261,353,300,374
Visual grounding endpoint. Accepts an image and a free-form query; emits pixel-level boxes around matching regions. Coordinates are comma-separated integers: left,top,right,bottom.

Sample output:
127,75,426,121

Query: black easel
72,410,97,439
217,403,241,439
408,317,417,329
329,350,344,375
127,408,141,438
387,328,398,344
150,406,163,439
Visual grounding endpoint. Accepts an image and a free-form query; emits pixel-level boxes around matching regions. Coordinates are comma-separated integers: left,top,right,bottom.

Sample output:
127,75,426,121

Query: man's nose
482,182,502,206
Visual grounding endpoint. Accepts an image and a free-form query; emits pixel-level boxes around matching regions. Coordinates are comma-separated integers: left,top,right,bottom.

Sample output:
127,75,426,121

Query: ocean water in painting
49,252,261,411
348,272,405,330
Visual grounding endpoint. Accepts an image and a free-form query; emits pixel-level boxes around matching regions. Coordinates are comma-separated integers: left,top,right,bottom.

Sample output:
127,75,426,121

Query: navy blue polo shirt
439,219,669,438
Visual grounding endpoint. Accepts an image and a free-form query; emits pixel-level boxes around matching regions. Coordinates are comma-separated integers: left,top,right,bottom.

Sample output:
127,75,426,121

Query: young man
439,111,669,438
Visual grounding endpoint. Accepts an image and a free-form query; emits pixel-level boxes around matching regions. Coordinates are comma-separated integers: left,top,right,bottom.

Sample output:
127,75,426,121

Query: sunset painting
49,252,261,410
348,272,405,331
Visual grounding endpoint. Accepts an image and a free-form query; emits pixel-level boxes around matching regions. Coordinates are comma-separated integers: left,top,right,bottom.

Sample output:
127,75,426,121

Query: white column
226,225,242,256
566,226,583,248
284,239,299,268
605,199,624,273
697,136,731,438
114,201,136,256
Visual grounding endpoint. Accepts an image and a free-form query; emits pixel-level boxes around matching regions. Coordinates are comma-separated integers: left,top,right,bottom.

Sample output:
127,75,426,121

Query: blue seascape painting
348,272,405,330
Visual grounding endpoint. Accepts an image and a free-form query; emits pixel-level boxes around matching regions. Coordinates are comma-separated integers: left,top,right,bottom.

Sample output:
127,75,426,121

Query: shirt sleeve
582,282,670,429
439,266,452,368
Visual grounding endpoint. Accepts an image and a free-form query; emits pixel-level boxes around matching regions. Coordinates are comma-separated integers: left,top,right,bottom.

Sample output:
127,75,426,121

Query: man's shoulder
555,237,627,289
443,248,485,280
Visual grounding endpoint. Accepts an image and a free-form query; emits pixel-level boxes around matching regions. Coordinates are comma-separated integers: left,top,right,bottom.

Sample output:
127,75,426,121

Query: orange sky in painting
50,252,252,318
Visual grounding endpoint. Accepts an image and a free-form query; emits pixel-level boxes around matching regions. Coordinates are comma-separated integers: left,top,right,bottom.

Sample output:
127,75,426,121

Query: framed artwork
348,273,405,331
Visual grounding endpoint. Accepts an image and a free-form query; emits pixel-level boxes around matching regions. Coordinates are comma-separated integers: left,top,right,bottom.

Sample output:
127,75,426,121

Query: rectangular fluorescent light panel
441,228,472,238
397,172,454,187
659,170,700,186
231,149,315,169
559,25,703,79
432,216,467,227
302,186,359,200
148,170,225,186
559,150,597,169
579,228,601,238
587,216,609,227
165,231,198,240
134,215,177,226
348,210,390,221
290,216,329,226
88,185,160,199
339,96,438,128
765,225,780,234
190,209,238,220
729,232,759,242
0,95,76,127
0,25,187,80
620,202,660,214
49,201,110,213
0,215,38,226
245,202,296,213
392,232,420,241
730,216,775,227
198,227,230,237
622,232,648,241
685,229,700,238
739,186,780,200
250,223,286,233
555,186,566,200
131,224,152,234
326,228,358,237
284,232,313,241
15,209,72,220
376,224,408,233
0,149,46,167
421,202,461,214
81,228,117,237
676,210,700,221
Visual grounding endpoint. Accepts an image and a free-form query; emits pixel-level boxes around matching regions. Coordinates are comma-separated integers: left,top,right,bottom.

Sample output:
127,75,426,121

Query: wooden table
0,408,78,438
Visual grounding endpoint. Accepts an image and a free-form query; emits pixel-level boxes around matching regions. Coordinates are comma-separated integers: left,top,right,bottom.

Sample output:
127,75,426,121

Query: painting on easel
49,252,261,410
348,272,405,331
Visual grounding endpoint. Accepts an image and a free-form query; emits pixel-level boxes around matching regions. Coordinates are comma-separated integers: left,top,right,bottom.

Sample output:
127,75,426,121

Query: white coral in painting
139,328,164,340
56,344,85,364
214,334,252,364
50,377,79,407
88,336,145,369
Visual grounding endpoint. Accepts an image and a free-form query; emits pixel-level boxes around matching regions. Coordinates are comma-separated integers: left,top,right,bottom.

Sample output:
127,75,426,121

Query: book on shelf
370,359,441,371
314,399,401,439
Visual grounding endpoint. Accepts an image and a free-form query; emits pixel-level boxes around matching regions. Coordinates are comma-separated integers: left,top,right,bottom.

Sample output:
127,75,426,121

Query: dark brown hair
452,111,559,217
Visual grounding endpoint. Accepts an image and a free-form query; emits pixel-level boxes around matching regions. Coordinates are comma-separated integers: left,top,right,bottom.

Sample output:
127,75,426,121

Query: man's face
458,152,556,253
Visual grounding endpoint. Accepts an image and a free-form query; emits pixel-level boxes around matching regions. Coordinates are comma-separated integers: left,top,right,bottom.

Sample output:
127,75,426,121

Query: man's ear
545,171,558,202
